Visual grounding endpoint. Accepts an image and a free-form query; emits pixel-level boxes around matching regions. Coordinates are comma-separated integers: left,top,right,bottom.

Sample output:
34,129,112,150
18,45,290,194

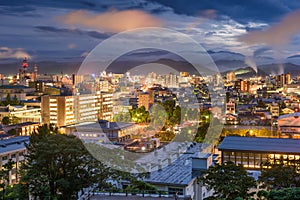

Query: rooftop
0,136,29,154
141,142,204,186
0,85,31,89
90,195,173,200
218,136,300,154
278,112,300,119
70,121,135,131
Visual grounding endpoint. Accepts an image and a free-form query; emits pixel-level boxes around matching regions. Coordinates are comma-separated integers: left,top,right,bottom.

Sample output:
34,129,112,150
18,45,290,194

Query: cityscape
1,1,300,200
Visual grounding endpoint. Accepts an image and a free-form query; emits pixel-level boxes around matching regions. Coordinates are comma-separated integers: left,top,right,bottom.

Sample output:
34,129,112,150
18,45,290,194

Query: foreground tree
20,124,110,200
259,162,300,190
0,159,14,199
200,161,256,199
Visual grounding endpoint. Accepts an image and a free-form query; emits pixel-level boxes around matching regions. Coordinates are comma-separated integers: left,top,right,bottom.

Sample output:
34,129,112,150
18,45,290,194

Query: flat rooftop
218,136,300,154
68,121,135,131
0,136,29,154
90,195,173,200
142,143,204,186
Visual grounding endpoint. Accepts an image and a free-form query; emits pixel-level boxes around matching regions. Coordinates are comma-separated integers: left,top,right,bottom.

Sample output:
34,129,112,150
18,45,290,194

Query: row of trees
114,100,199,127
1,125,156,199
201,161,300,200
0,94,23,106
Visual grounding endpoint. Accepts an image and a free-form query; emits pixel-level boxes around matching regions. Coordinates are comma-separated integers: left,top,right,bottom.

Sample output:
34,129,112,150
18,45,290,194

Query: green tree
11,95,20,105
20,124,110,200
0,159,14,199
6,93,11,104
1,116,10,125
170,105,181,125
268,188,300,200
259,162,300,190
150,103,168,128
194,123,209,142
200,161,256,199
130,106,150,123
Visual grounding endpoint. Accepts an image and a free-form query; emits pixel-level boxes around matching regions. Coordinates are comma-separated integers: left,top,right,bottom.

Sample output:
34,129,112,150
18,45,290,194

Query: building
0,105,41,123
96,91,113,121
42,90,114,127
0,85,35,101
0,136,29,184
218,136,300,170
41,95,76,127
226,99,236,114
277,112,300,137
138,92,152,111
270,102,279,117
138,142,214,200
226,71,236,82
234,79,250,93
65,120,140,142
3,122,40,136
275,73,291,87
165,73,179,88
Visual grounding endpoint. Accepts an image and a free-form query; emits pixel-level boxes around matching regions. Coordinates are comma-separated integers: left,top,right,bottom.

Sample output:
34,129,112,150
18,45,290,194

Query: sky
1,0,300,64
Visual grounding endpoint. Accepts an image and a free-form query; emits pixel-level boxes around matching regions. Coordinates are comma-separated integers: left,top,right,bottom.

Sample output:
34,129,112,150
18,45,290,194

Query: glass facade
222,151,300,169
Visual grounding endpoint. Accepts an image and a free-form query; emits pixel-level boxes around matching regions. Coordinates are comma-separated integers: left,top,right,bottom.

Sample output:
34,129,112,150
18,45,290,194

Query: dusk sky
1,0,300,65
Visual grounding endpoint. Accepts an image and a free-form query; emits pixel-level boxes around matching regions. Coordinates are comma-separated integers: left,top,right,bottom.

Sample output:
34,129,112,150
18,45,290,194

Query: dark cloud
35,26,112,39
148,0,300,24
253,47,272,57
0,5,41,17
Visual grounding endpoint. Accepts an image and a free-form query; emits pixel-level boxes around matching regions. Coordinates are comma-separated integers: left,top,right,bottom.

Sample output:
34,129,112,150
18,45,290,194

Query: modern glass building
218,136,300,169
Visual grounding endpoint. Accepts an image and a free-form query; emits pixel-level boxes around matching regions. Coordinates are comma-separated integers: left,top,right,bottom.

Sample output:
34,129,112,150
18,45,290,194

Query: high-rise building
235,79,250,93
275,72,291,87
226,71,236,82
41,92,113,127
96,91,113,121
165,73,179,88
41,95,76,127
138,92,151,111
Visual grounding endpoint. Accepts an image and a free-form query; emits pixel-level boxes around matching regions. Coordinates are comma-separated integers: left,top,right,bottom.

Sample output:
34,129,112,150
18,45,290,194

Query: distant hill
258,63,300,75
0,49,299,77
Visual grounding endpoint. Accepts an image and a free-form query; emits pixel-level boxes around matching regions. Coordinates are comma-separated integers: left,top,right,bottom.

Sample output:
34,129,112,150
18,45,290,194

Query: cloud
239,9,300,46
57,9,163,32
0,47,31,59
253,47,272,57
150,0,300,24
35,26,111,39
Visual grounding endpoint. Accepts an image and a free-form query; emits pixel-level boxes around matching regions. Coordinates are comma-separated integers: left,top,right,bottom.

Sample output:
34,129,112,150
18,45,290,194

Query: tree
130,106,150,123
11,95,20,105
20,124,110,200
267,188,300,199
1,116,19,125
1,116,10,125
0,159,14,199
200,161,256,199
194,123,209,142
259,162,300,190
6,93,11,104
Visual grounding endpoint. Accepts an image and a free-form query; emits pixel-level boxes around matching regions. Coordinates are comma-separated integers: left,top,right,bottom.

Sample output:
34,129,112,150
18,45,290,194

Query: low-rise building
65,120,140,142
0,85,35,101
218,136,300,170
0,136,29,184
3,122,40,136
0,105,41,123
277,112,300,137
